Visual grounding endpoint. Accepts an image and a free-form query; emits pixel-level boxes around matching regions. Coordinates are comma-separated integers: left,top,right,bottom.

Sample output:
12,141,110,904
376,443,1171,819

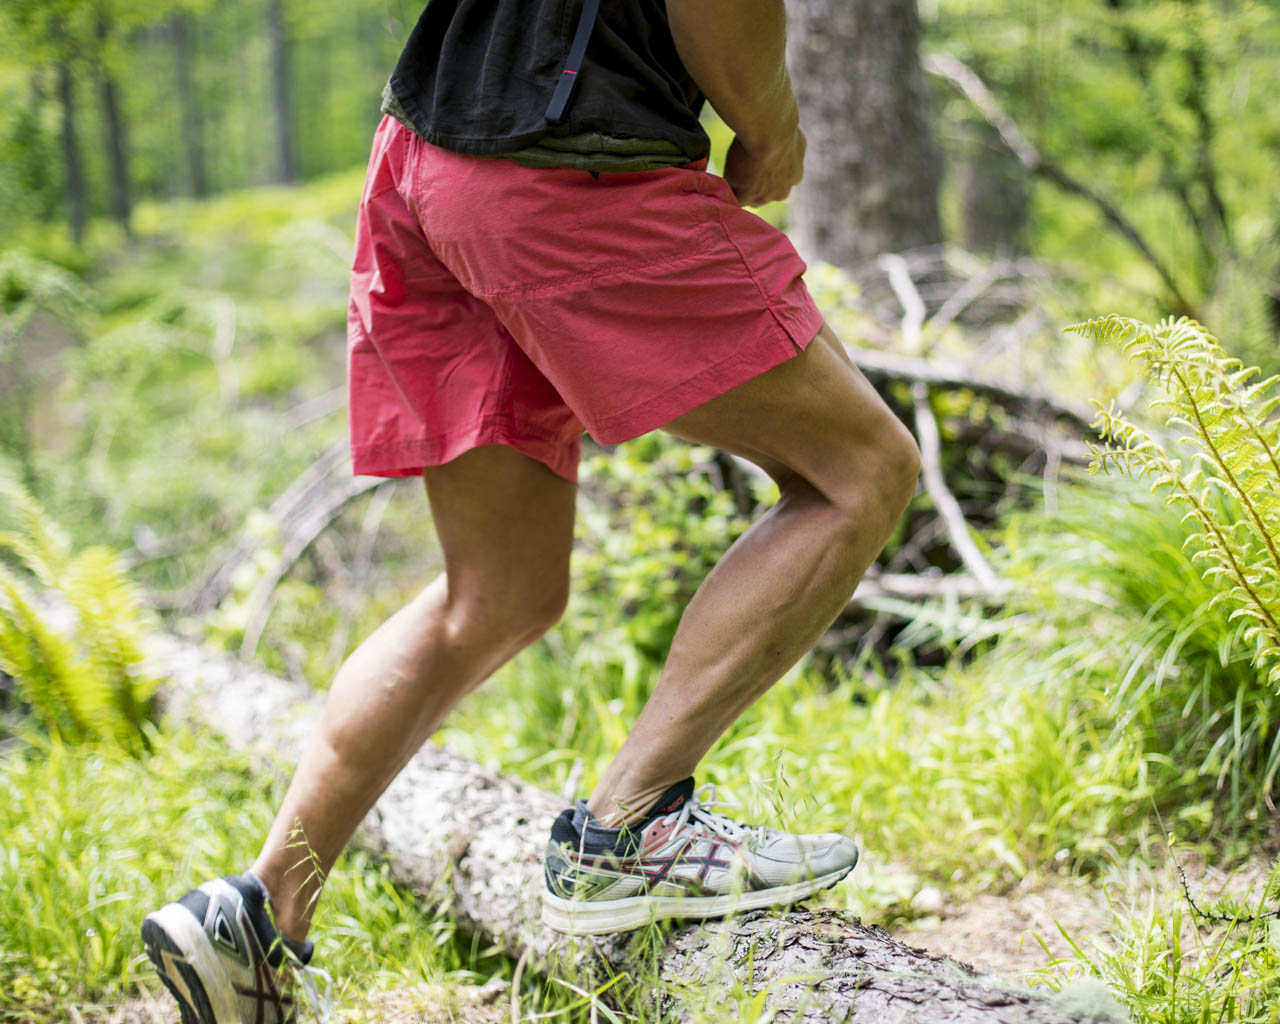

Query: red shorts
347,116,824,483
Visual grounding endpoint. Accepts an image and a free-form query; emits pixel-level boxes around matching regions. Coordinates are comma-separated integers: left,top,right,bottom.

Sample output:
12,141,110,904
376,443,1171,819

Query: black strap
545,0,601,125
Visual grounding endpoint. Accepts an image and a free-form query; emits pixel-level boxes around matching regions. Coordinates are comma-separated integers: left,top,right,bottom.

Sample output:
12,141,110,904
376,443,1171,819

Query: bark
94,12,132,234
785,0,943,271
55,59,87,246
151,637,1118,1024
171,12,209,198
266,0,298,184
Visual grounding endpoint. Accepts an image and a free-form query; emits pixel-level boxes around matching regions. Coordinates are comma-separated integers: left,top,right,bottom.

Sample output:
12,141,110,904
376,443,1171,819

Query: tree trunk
55,59,87,246
785,0,943,271
94,12,132,234
959,118,1030,256
151,635,1117,1024
171,12,209,198
267,0,298,184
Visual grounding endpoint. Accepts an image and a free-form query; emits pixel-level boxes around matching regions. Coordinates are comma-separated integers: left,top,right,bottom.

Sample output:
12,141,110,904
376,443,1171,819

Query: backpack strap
545,0,602,124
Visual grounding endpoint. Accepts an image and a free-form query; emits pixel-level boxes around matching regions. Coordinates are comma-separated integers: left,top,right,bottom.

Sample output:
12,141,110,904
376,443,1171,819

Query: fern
0,475,157,752
1070,315,1280,688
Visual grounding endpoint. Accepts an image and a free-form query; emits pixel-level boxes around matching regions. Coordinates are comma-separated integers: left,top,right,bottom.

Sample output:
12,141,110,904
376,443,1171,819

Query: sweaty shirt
383,0,710,172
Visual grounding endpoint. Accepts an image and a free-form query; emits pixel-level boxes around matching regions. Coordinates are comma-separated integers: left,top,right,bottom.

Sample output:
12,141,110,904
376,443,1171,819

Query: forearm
666,0,799,151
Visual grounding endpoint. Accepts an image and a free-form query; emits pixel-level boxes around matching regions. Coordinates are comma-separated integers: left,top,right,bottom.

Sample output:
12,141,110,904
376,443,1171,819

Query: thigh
663,323,917,506
423,445,577,600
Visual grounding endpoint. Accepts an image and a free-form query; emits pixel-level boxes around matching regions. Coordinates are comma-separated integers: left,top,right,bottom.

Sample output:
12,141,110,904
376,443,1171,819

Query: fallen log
150,635,1118,1023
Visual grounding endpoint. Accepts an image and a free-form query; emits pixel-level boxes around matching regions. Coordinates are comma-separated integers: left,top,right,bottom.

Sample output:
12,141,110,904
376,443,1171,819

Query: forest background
2,0,1280,1021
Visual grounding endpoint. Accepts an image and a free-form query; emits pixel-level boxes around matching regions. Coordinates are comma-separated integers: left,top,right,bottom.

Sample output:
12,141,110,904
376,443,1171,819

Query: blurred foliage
1000,476,1277,827
933,0,1280,367
0,474,159,752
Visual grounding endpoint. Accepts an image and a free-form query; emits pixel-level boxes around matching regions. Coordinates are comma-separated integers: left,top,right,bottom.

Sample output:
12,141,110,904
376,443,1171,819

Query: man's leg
251,445,576,941
587,324,919,823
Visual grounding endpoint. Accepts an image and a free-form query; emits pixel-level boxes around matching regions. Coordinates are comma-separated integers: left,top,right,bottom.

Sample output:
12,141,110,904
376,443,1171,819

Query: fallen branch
846,344,1096,435
150,636,1110,1023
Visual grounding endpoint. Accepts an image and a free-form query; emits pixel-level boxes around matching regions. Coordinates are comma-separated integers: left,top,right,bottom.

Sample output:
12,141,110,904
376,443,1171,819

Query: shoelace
667,784,771,847
287,955,333,1024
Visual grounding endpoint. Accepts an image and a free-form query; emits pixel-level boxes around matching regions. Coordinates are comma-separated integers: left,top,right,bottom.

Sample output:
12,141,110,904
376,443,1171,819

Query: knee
880,415,921,510
812,411,918,521
446,576,569,653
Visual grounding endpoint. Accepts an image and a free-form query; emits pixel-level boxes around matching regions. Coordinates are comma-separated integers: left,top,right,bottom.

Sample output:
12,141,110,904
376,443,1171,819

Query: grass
0,730,525,1022
1036,857,1280,1023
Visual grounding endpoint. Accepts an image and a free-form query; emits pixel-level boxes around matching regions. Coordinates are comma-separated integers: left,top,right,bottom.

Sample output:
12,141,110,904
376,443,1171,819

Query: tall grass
1000,476,1279,829
0,731,507,1021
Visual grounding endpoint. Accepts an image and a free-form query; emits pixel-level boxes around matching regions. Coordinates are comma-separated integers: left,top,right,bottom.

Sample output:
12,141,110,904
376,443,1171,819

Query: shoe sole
540,861,857,936
141,904,240,1024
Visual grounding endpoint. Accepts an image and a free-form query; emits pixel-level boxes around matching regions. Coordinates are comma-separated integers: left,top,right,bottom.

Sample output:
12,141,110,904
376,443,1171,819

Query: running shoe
541,778,858,935
141,872,330,1024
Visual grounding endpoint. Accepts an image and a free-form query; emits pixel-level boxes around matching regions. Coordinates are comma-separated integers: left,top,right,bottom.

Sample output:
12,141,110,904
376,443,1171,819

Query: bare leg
588,324,919,824
251,446,576,941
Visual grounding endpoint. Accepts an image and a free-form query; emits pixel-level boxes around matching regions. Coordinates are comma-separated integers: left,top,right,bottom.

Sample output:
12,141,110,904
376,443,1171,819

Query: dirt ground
899,852,1278,983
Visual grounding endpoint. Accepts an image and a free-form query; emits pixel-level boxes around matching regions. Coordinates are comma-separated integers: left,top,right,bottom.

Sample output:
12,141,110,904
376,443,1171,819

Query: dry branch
151,636,1113,1023
846,344,1095,435
923,52,1194,314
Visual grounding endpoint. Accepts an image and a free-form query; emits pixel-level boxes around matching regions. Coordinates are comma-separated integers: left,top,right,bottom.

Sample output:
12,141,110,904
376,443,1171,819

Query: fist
722,126,807,208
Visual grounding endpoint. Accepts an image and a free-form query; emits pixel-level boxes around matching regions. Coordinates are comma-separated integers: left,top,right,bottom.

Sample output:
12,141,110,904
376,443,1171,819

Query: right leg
143,446,575,1024
253,445,576,941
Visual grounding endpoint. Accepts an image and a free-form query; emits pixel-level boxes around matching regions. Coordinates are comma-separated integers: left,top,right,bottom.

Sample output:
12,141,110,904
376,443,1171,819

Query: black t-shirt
386,0,710,162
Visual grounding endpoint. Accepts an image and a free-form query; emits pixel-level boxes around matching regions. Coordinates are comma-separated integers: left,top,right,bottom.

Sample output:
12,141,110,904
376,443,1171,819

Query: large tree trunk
55,59,87,246
94,12,132,234
171,12,209,198
785,0,943,271
152,635,1115,1024
266,0,298,184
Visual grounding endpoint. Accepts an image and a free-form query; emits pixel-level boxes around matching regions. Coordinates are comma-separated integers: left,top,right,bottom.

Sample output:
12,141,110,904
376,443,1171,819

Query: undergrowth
0,475,158,751
0,731,544,1022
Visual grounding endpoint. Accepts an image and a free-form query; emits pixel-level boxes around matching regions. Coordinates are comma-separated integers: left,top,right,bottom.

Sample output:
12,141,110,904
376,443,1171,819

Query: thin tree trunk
55,59,87,245
960,118,1029,256
171,12,209,198
267,0,298,184
785,0,943,271
94,13,132,234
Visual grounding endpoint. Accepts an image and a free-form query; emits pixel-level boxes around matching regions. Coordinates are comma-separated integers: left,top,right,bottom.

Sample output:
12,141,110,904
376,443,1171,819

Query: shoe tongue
644,777,695,820
233,872,313,966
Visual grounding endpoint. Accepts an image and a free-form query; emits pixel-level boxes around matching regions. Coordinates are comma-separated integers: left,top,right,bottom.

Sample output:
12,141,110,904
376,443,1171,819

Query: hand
722,125,806,208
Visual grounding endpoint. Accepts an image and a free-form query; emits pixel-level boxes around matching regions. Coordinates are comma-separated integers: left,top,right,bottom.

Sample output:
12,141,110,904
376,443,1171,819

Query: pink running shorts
347,116,824,483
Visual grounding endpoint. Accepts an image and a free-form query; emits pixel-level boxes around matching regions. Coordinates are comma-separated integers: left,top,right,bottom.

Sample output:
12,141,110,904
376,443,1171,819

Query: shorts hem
589,301,825,444
351,420,580,483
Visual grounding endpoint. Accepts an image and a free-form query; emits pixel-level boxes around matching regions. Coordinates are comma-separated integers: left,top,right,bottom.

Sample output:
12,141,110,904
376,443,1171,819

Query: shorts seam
477,240,719,300
712,201,800,345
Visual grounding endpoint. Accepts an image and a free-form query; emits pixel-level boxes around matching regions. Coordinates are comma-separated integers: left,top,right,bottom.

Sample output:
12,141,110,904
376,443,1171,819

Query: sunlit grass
0,730,507,1021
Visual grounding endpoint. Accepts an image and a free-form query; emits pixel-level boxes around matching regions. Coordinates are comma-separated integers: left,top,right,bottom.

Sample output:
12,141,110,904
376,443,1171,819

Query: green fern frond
0,474,158,751
0,568,104,743
0,477,72,587
1073,315,1280,689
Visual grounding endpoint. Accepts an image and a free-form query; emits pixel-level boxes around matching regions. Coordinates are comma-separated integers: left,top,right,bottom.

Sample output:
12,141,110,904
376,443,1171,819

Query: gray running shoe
542,778,858,935
141,873,330,1024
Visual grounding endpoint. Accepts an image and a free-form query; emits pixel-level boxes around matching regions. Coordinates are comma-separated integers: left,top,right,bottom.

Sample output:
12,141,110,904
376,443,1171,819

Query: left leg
587,324,919,824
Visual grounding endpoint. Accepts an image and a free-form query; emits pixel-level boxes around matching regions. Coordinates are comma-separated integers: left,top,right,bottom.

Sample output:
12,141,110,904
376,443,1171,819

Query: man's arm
666,0,805,207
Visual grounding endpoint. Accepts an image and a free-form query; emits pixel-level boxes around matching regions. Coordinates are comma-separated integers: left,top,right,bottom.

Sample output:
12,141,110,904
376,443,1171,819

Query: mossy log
152,635,1119,1023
